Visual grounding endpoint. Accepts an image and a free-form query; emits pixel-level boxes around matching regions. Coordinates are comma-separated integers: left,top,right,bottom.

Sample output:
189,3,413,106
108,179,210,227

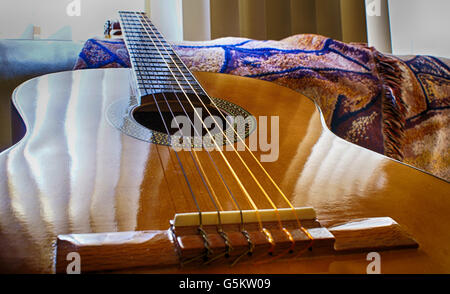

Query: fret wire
127,12,244,225
128,12,252,236
136,12,302,236
119,11,205,219
132,13,314,242
122,12,225,224
121,18,201,94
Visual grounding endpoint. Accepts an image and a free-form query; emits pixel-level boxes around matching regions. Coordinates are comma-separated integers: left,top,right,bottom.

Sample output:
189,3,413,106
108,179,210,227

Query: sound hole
132,92,231,138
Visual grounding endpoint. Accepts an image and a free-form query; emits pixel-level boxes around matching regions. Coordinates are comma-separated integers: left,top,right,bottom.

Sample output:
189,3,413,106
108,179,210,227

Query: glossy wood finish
55,217,417,273
0,68,449,273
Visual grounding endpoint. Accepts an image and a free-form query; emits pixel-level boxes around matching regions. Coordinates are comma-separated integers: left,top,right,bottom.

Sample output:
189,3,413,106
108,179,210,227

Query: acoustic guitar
0,11,449,274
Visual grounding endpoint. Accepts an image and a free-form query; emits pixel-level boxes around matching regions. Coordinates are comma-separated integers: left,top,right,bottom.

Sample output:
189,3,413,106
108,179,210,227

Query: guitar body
0,68,448,273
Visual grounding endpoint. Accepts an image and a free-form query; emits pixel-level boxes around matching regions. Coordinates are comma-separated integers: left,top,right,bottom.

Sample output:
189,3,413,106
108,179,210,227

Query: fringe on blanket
374,52,408,162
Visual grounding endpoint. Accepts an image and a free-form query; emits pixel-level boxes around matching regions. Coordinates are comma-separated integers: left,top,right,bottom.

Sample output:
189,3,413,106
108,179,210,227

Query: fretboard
119,11,205,99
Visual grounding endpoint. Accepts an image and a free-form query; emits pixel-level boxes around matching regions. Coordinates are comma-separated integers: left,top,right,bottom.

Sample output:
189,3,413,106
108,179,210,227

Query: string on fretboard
119,11,204,97
116,13,316,263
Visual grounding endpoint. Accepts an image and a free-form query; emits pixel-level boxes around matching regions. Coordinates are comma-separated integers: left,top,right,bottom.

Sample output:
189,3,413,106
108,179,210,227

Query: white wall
0,0,145,41
148,0,184,42
182,0,211,41
148,0,211,42
365,0,392,53
388,0,450,58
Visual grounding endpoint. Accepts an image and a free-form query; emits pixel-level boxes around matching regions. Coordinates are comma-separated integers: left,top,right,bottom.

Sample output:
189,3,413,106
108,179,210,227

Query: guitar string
133,12,316,259
120,13,205,229
136,14,294,250
153,145,181,217
130,11,311,260
139,16,285,217
132,53,251,264
126,27,242,214
132,12,267,232
128,12,268,260
122,24,227,263
127,33,251,262
137,13,305,256
131,16,251,205
123,14,234,219
122,13,248,262
126,14,260,262
122,13,243,261
136,14,306,259
126,11,247,239
138,13,314,248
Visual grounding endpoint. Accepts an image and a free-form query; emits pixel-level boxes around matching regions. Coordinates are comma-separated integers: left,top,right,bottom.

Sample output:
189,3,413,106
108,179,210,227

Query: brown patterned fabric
74,35,450,181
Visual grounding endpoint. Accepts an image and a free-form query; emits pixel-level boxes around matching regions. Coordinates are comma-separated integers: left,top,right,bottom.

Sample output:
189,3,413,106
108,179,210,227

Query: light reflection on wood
1,69,448,273
115,135,150,231
24,74,71,235
66,71,99,233
89,70,121,233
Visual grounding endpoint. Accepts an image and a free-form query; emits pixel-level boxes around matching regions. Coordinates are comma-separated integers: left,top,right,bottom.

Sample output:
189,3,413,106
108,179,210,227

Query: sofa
0,39,83,152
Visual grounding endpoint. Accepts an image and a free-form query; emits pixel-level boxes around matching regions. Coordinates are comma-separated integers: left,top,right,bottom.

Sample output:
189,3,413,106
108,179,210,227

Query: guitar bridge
55,209,419,273
169,208,417,266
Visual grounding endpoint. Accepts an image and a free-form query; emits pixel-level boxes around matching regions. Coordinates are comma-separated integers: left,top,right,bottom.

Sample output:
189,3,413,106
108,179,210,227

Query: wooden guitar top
0,68,448,273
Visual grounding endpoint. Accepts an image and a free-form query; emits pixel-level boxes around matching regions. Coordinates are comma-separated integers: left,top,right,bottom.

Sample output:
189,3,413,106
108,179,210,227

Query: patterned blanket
74,35,450,181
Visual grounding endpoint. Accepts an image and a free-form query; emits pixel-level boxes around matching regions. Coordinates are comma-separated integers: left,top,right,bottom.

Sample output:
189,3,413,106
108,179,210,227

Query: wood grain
56,230,177,273
54,217,417,273
0,69,448,274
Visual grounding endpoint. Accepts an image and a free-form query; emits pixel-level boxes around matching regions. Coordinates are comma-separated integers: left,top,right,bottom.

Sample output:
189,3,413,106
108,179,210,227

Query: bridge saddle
171,208,419,266
171,208,336,265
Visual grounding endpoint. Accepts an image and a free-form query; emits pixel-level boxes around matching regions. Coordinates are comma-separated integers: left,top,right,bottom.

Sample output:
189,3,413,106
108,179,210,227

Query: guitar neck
118,11,204,102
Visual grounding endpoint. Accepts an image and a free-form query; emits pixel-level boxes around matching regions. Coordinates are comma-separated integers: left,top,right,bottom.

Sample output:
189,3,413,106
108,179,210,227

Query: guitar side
0,68,448,273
